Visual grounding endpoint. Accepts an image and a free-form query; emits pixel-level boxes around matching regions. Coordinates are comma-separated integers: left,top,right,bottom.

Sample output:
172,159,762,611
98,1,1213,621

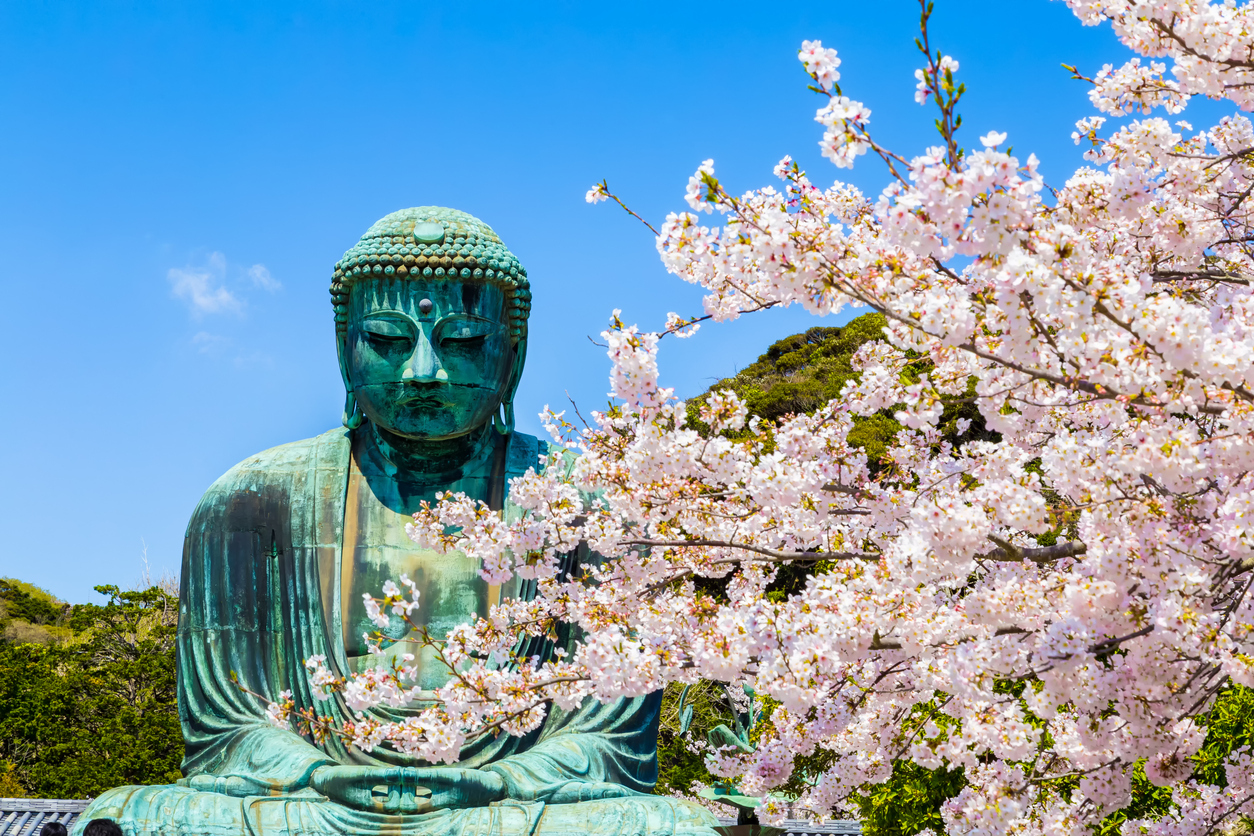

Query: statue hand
310,765,432,814
405,767,508,810
546,781,639,804
310,765,505,814
183,774,273,797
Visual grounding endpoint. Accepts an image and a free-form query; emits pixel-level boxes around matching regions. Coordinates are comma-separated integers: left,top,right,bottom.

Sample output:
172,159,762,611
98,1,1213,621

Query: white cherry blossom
274,5,1254,836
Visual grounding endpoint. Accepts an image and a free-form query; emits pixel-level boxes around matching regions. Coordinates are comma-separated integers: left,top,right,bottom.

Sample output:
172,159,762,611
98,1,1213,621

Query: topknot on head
330,206,531,343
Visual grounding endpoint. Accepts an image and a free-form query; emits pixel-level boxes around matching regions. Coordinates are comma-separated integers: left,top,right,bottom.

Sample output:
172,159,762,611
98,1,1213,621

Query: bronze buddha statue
75,207,720,836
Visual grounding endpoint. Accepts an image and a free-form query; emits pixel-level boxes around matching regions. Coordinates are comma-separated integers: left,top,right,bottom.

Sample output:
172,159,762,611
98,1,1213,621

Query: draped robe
76,427,719,836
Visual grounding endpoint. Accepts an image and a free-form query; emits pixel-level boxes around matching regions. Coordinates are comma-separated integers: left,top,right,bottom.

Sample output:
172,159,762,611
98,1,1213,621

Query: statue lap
81,784,719,836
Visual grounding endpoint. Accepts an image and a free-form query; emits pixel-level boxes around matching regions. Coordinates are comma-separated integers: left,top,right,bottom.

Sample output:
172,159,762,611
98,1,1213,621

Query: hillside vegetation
0,579,73,646
0,581,182,798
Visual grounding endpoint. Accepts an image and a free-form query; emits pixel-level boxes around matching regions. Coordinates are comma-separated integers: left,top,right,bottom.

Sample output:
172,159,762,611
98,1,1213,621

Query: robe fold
76,427,719,836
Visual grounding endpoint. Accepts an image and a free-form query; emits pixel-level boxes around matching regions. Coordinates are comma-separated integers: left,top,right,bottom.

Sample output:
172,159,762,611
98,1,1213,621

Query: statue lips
397,382,486,410
396,383,456,411
399,390,447,408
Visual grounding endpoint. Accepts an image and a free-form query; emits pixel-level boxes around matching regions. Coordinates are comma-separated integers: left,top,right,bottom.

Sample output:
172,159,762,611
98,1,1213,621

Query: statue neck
363,421,500,483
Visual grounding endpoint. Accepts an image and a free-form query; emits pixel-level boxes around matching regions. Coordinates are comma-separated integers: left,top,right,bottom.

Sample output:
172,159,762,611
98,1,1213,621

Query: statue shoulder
187,428,351,534
504,431,582,481
504,430,544,481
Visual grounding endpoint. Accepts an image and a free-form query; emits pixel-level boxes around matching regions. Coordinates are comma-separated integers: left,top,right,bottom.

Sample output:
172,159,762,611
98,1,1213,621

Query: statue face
343,278,517,440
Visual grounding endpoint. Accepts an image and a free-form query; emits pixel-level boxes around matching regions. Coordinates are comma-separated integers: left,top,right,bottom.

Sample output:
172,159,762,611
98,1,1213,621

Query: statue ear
336,335,350,389
504,337,527,405
336,334,363,429
494,337,527,436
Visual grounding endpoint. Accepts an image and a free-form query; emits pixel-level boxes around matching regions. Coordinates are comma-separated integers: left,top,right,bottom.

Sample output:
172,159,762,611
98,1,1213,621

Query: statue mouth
389,381,450,407
399,393,448,407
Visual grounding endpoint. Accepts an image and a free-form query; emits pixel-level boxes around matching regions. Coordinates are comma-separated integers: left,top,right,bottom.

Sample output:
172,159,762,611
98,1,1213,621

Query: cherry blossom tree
272,2,1254,834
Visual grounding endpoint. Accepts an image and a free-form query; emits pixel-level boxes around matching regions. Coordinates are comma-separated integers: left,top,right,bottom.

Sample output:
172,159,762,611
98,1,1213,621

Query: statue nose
400,332,448,382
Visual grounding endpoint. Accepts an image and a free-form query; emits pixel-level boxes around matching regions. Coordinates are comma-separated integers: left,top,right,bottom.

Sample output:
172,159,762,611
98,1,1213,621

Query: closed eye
435,315,500,344
361,318,414,344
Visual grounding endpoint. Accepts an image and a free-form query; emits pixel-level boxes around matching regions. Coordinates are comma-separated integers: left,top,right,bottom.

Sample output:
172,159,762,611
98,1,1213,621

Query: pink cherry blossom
274,5,1254,835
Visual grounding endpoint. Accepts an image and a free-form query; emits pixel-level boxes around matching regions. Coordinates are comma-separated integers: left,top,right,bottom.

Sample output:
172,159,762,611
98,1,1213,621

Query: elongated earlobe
343,391,364,429
493,401,515,436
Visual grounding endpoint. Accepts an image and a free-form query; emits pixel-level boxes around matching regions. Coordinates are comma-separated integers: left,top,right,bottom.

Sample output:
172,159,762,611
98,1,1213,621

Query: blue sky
0,1,1130,602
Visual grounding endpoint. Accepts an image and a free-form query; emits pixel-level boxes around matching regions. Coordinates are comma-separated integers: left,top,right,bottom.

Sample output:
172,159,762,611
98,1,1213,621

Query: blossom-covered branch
272,3,1254,835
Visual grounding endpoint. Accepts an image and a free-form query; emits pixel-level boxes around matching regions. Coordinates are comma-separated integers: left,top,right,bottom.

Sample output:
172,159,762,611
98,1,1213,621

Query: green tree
0,578,72,646
0,584,183,798
0,579,68,627
656,680,731,798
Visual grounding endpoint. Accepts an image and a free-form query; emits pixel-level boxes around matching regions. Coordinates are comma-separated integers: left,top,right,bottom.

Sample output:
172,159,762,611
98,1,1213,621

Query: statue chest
339,448,507,691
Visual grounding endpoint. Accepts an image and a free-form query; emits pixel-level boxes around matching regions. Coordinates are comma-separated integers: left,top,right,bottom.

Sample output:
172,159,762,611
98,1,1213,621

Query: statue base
76,783,722,836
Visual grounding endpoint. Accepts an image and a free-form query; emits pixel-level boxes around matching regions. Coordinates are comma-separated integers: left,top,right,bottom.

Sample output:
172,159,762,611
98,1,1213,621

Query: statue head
330,207,531,441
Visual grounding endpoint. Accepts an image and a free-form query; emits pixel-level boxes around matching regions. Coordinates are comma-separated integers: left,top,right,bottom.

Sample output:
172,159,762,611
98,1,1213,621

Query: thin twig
591,179,660,236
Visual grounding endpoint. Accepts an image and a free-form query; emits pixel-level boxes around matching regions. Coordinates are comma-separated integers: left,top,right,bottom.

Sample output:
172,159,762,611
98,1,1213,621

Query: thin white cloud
248,264,281,292
169,252,242,316
191,331,231,355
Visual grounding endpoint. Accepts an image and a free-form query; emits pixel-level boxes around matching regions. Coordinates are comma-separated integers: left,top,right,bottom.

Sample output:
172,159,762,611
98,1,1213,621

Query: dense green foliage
0,582,183,798
0,579,68,628
0,579,73,646
686,316,890,426
684,313,995,471
852,761,967,836
656,680,731,799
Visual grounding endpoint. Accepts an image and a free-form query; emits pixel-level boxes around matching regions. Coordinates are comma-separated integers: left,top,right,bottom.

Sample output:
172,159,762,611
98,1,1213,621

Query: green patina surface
75,208,720,836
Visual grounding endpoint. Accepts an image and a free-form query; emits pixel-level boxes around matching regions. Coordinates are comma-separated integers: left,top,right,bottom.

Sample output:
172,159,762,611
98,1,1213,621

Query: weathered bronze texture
74,208,720,836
